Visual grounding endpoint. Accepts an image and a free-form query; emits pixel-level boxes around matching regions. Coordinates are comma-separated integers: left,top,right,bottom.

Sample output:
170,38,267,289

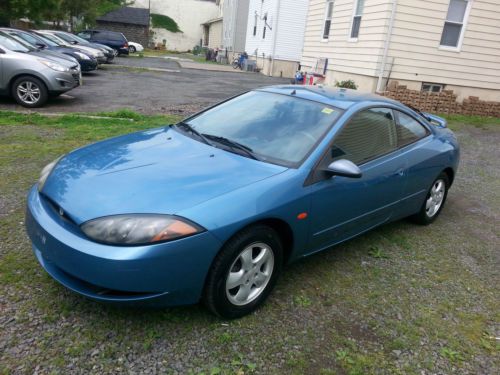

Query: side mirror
36,43,47,49
324,159,362,178
71,41,78,45
0,48,5,54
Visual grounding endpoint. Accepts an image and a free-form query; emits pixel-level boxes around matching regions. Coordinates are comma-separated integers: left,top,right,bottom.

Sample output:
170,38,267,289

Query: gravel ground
0,59,288,115
0,111,498,374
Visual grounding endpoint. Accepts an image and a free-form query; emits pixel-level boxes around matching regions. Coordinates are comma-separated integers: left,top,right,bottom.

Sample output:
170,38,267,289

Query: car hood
42,127,287,224
29,50,77,67
36,49,77,63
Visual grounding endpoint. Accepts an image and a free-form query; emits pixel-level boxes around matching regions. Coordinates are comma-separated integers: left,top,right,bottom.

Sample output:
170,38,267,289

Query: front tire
412,172,449,225
203,225,283,319
11,76,48,108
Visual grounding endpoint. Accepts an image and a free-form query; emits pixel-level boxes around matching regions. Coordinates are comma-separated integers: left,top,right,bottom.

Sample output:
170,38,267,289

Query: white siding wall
274,0,309,60
387,0,500,92
223,0,250,52
301,0,391,83
245,0,308,61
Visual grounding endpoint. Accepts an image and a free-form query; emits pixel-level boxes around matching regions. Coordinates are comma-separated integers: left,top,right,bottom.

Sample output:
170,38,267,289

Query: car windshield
184,91,342,167
30,33,58,47
40,33,70,46
0,33,34,52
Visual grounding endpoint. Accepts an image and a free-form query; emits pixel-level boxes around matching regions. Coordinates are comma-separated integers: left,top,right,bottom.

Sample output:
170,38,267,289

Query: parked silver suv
0,33,81,108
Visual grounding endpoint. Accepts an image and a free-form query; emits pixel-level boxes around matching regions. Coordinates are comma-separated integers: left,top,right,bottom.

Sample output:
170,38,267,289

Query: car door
392,110,434,218
306,107,408,253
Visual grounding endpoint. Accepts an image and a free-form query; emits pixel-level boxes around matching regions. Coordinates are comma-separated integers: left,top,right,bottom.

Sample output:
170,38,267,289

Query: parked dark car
77,30,129,55
41,30,115,63
0,28,98,72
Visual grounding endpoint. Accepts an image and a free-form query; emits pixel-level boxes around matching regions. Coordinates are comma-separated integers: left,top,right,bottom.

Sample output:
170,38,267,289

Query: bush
335,79,358,90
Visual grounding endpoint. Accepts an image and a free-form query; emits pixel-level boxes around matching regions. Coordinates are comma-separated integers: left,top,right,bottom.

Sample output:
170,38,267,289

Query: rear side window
332,108,398,165
395,111,429,146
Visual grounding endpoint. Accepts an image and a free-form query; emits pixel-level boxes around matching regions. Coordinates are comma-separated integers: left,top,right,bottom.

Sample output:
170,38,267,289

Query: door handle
397,169,405,177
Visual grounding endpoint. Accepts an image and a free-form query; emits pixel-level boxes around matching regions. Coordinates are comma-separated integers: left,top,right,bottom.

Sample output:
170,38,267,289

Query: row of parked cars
0,28,142,108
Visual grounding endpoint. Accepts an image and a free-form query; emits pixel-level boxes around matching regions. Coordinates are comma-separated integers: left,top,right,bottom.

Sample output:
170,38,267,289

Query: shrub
335,79,358,90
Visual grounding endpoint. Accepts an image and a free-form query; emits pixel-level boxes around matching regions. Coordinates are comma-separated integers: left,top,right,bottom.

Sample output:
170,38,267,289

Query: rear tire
203,225,283,319
11,76,48,108
129,45,136,53
412,172,449,225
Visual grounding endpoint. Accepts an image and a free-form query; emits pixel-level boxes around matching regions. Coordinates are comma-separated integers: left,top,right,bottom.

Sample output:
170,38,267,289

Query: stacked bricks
380,82,500,117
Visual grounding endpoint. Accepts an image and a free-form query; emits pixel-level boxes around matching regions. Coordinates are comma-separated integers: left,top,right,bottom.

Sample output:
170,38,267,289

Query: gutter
376,0,398,92
269,0,282,77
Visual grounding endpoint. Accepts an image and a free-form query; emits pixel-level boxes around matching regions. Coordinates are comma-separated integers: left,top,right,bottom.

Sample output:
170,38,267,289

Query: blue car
25,86,460,318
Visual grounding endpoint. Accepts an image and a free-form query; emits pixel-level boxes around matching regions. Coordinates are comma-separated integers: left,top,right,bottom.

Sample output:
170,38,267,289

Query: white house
222,0,250,53
245,0,309,77
132,0,219,51
301,0,500,101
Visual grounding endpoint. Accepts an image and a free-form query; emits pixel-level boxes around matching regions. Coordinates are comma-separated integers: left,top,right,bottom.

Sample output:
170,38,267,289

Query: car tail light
124,43,129,48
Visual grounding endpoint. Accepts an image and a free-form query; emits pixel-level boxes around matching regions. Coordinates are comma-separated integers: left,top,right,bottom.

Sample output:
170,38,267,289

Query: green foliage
1,0,127,28
335,79,358,90
151,13,182,33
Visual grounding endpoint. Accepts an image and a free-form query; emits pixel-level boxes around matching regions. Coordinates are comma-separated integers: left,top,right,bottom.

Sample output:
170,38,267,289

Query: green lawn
0,111,498,374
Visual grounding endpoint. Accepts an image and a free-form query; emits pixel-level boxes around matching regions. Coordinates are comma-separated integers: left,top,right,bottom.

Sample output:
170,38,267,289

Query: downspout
270,0,282,77
377,0,397,92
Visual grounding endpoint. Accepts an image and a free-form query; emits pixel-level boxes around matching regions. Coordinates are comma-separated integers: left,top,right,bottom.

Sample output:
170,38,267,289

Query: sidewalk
161,56,250,73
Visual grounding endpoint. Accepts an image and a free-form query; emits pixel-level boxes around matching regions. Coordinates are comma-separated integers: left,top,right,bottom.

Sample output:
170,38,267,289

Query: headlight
81,215,204,245
38,59,69,72
74,52,90,60
38,155,64,191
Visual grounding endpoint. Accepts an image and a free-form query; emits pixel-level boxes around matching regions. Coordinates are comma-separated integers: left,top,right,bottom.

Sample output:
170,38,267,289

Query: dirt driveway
0,57,289,115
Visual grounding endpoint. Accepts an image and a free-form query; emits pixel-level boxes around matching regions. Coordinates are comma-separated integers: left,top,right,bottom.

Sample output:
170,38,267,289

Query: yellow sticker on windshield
322,108,334,115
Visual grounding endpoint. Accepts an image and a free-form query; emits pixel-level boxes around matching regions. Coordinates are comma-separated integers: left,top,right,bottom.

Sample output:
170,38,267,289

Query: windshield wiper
202,134,261,161
407,104,432,122
174,122,212,146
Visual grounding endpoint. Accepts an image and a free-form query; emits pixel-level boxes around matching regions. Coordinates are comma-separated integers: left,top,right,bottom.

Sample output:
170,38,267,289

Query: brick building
96,7,150,47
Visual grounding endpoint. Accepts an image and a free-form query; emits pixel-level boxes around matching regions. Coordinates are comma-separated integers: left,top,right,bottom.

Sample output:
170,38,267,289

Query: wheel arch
8,73,49,94
443,167,454,187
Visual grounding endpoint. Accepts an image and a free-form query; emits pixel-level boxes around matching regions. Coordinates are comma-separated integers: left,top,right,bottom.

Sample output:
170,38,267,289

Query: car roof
258,85,401,111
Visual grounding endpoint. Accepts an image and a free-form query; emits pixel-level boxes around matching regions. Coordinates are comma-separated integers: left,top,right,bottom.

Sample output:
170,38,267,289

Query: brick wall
380,82,500,117
96,21,149,47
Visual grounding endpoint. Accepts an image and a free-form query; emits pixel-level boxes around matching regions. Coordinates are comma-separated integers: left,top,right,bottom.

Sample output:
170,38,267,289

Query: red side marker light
297,212,308,220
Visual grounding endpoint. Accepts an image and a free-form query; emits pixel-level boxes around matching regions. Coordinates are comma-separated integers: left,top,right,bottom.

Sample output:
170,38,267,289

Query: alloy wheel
426,179,445,217
17,81,41,105
225,242,274,306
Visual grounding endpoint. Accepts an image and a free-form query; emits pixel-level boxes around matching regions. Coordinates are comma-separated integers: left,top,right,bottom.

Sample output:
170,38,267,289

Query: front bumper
80,59,98,72
45,68,81,93
25,186,222,306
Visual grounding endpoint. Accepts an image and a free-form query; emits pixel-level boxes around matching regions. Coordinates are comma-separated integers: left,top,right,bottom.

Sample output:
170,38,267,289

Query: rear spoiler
422,112,448,128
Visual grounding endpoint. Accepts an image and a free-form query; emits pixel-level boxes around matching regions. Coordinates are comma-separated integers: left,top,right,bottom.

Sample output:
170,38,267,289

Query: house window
323,0,334,40
422,83,445,93
440,0,471,48
350,0,364,39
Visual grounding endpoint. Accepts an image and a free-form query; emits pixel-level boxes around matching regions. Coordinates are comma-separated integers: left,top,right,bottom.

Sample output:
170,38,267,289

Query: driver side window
331,108,397,165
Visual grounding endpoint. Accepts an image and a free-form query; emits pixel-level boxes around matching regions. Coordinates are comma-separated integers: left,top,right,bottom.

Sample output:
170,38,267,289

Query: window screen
350,0,364,38
323,1,334,39
395,111,429,146
332,108,397,165
440,0,469,47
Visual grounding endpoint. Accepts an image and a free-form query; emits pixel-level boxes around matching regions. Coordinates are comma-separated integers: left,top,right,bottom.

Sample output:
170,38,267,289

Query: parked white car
128,42,144,53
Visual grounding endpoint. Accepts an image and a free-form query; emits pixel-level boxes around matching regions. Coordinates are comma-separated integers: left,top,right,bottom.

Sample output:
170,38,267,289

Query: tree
0,0,128,29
